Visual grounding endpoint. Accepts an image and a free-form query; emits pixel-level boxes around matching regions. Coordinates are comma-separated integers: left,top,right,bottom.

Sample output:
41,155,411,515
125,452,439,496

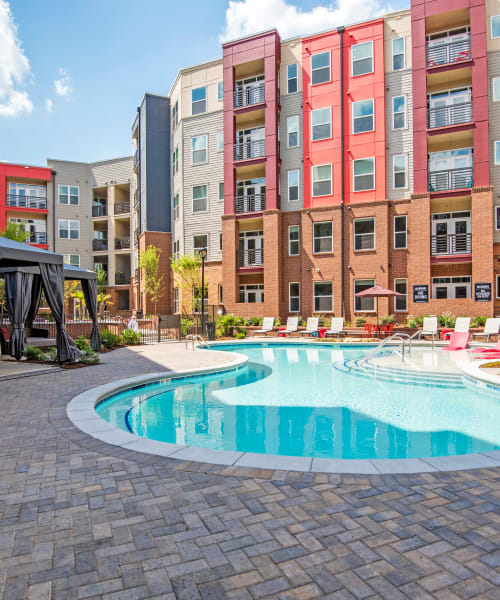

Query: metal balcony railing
428,102,472,129
428,167,473,192
238,248,264,268
133,189,140,208
115,272,131,285
92,205,107,217
431,232,472,255
6,194,47,209
234,139,265,161
234,83,265,108
133,149,139,169
114,202,130,215
115,236,130,250
134,228,139,247
426,38,471,67
28,232,47,244
234,193,266,213
93,239,108,251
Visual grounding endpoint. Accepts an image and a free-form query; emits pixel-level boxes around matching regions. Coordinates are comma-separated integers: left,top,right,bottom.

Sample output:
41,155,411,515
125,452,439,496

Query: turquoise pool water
96,343,500,459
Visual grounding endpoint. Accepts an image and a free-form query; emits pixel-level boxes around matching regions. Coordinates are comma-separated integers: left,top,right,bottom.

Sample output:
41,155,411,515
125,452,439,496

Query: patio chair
417,317,438,341
363,323,376,337
442,332,470,351
325,317,344,338
470,318,500,343
277,317,299,336
252,317,275,336
298,317,319,337
455,317,471,333
471,339,500,353
380,323,395,338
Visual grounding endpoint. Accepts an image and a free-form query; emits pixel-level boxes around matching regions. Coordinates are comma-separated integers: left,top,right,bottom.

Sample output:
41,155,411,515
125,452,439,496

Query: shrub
81,349,100,365
75,336,90,351
438,312,456,328
43,347,57,362
24,345,44,361
250,317,262,326
344,321,352,328
216,313,239,337
354,316,366,327
100,329,121,348
380,314,396,324
274,317,281,327
472,316,487,328
315,314,327,326
120,329,142,345
236,332,246,339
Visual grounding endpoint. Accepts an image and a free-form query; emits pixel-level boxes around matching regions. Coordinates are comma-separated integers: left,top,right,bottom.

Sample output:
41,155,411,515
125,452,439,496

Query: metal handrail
426,38,471,67
427,102,472,129
92,205,107,217
185,334,209,350
238,248,263,267
431,232,471,255
6,194,47,209
428,166,473,192
234,84,265,108
114,202,130,215
234,139,265,161
359,333,411,365
234,193,266,213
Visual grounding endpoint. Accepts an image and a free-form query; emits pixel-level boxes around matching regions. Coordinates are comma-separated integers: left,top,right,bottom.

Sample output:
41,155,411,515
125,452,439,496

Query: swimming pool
95,343,500,461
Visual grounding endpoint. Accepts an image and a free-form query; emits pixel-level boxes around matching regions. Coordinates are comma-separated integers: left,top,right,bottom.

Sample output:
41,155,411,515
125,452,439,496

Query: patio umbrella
355,284,403,328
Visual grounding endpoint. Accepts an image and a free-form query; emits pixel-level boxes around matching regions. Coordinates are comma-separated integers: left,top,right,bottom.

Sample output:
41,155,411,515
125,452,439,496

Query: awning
0,236,62,267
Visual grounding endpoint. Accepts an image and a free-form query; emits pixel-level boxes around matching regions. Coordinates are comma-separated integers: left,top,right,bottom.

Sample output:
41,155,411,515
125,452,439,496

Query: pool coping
66,344,500,475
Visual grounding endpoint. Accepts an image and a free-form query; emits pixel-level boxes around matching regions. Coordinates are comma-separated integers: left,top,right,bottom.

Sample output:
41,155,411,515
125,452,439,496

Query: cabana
0,237,100,362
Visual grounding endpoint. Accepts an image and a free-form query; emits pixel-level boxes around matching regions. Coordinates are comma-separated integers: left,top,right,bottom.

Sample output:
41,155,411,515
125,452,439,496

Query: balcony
115,272,131,285
426,37,471,68
114,202,130,215
234,84,265,108
428,167,473,192
134,228,139,247
133,149,139,170
234,194,266,214
133,189,140,208
238,248,263,268
234,139,265,161
28,232,47,244
428,102,472,129
6,194,47,209
93,239,108,252
92,205,107,217
431,233,471,256
115,236,130,250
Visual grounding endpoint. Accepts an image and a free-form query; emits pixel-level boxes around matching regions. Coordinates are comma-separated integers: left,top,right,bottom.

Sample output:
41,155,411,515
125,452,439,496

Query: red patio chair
442,332,470,351
363,323,375,338
380,323,395,338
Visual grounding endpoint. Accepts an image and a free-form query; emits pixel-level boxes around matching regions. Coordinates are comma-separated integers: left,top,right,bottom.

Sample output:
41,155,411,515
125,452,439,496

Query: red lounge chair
442,332,470,351
471,339,500,353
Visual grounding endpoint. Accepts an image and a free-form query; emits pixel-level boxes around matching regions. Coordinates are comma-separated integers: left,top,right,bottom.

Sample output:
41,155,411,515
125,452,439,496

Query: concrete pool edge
66,345,500,475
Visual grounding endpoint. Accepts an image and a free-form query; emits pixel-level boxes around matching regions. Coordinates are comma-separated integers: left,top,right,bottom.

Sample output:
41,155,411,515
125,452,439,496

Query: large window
174,288,179,314
288,170,299,202
394,215,407,249
354,279,375,312
193,234,208,256
313,221,333,254
496,206,500,230
192,185,208,213
392,38,405,71
58,185,79,206
172,146,179,176
218,81,223,101
311,107,331,140
219,182,224,201
314,281,333,312
287,63,298,93
394,279,408,312
63,254,80,267
192,135,207,164
217,130,224,151
173,193,179,220
432,276,471,299
59,219,79,240
393,154,408,189
392,95,406,130
312,164,332,197
353,158,375,191
491,15,500,39
240,284,264,303
352,99,374,134
289,225,299,255
192,86,206,115
493,78,500,102
289,282,300,312
311,51,331,85
354,218,375,251
172,100,178,128
173,239,180,259
495,141,500,165
193,285,208,313
352,42,373,76
287,115,299,147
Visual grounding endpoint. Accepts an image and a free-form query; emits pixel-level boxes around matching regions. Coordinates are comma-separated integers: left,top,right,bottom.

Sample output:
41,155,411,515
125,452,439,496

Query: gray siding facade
488,49,500,242
279,91,304,212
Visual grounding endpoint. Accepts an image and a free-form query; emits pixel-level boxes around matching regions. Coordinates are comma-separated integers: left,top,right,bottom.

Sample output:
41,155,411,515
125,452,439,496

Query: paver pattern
0,346,499,600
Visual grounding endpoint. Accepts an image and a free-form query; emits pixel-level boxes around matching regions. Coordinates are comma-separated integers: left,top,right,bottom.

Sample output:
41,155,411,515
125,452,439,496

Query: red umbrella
355,284,403,328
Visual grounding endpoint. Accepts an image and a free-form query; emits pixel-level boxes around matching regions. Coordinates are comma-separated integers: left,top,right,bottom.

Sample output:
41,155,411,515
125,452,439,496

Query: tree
1,222,29,242
138,245,164,315
170,254,202,316
95,264,108,293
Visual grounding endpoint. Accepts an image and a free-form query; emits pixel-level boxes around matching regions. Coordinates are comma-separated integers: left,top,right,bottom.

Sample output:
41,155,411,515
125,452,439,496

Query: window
173,239,180,259
393,154,408,189
287,63,298,93
193,234,208,256
289,225,299,255
432,276,471,299
288,170,299,202
289,283,300,312
493,78,500,102
496,206,500,230
58,185,79,206
495,141,500,165
193,285,208,313
392,38,405,71
192,185,208,213
353,158,375,191
394,279,408,312
392,95,406,130
352,99,374,134
312,164,332,197
352,42,373,76
192,86,206,115
354,279,375,311
491,15,500,39
354,218,375,251
218,285,223,303
58,219,79,240
311,51,331,85
172,146,179,176
218,182,224,201
394,215,407,249
314,281,333,312
497,275,500,299
240,284,264,303
218,81,223,101
63,254,80,267
287,115,299,147
173,193,180,220
311,107,331,140
192,135,207,164
313,221,333,253
219,232,223,251
217,130,224,151
171,100,178,128
174,288,179,314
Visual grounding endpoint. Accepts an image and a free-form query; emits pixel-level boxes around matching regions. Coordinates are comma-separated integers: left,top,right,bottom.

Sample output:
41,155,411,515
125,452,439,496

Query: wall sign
413,285,429,303
474,282,491,302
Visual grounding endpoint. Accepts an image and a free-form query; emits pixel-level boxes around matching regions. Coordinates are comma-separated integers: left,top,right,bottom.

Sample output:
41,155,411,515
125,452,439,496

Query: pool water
96,343,500,460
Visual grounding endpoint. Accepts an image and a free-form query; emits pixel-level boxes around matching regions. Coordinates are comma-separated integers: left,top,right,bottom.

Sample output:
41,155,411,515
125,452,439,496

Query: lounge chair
325,317,344,338
442,317,471,340
252,317,275,336
417,317,438,341
277,317,299,336
471,339,500,353
298,317,319,337
470,318,500,342
442,332,470,351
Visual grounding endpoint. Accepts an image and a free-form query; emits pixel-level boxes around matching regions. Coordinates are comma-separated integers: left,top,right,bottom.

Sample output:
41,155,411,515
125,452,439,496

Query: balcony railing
134,228,139,247
93,239,108,251
133,149,139,169
234,194,266,214
234,84,265,108
428,102,472,129
115,236,130,250
28,232,47,244
92,205,107,217
428,167,473,192
133,189,140,208
431,232,472,255
234,139,265,161
115,272,131,285
426,38,471,67
238,248,263,268
114,202,130,215
6,194,47,209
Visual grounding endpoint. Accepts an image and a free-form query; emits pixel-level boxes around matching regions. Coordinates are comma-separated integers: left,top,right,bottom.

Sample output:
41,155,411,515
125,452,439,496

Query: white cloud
45,98,53,113
54,68,72,97
219,0,392,41
0,0,33,117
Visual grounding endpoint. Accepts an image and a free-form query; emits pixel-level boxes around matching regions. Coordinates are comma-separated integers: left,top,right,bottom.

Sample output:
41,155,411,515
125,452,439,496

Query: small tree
1,222,29,242
95,264,108,292
171,254,201,316
138,245,164,315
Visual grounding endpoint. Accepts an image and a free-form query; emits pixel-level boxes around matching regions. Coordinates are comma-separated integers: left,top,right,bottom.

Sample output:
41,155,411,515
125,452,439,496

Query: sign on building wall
413,285,429,303
474,283,491,302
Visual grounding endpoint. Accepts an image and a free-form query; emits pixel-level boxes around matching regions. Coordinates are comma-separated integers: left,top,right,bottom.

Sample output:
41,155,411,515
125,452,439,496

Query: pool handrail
358,333,411,365
185,334,210,350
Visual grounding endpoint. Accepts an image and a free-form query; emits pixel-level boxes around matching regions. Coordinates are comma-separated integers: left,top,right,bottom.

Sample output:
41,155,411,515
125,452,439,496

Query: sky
0,0,409,167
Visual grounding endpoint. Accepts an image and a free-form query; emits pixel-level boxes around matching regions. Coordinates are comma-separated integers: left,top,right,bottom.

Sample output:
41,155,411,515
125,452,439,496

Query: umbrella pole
376,297,379,332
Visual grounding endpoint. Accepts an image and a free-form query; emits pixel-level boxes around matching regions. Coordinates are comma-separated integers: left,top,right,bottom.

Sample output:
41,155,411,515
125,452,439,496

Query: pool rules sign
474,283,491,302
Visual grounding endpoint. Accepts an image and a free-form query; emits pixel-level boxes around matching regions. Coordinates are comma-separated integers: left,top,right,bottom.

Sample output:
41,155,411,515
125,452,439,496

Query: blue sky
0,0,409,167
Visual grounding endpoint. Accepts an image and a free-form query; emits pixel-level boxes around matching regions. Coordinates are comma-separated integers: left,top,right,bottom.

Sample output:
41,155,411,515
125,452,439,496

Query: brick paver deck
0,347,499,599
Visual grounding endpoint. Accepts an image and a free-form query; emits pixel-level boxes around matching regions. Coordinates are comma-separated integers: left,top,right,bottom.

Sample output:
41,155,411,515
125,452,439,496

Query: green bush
81,349,100,365
120,329,142,345
275,317,281,327
236,332,246,339
75,336,90,350
24,345,44,361
100,329,121,348
250,317,262,326
216,313,238,337
438,312,456,328
472,316,487,328
380,314,396,324
354,316,366,327
43,347,57,362
344,321,352,328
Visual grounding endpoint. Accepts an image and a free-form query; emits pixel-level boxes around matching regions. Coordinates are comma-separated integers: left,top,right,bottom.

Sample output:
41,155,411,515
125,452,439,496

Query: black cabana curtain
81,278,101,351
4,271,33,359
39,263,81,363
25,274,43,330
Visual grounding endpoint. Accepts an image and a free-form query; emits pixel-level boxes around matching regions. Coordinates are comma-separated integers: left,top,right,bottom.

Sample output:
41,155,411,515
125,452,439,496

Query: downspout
337,26,345,318
136,105,142,313
51,170,57,252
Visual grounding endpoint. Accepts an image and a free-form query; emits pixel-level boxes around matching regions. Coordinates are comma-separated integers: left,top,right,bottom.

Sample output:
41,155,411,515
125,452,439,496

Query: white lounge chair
252,317,275,336
417,316,438,341
471,317,500,342
454,317,471,333
325,317,344,338
298,317,319,337
278,317,299,336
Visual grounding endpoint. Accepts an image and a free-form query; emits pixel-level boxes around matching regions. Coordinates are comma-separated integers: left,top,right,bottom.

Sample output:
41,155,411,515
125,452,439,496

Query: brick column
408,193,431,315
221,215,238,311
263,210,281,317
471,186,494,315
